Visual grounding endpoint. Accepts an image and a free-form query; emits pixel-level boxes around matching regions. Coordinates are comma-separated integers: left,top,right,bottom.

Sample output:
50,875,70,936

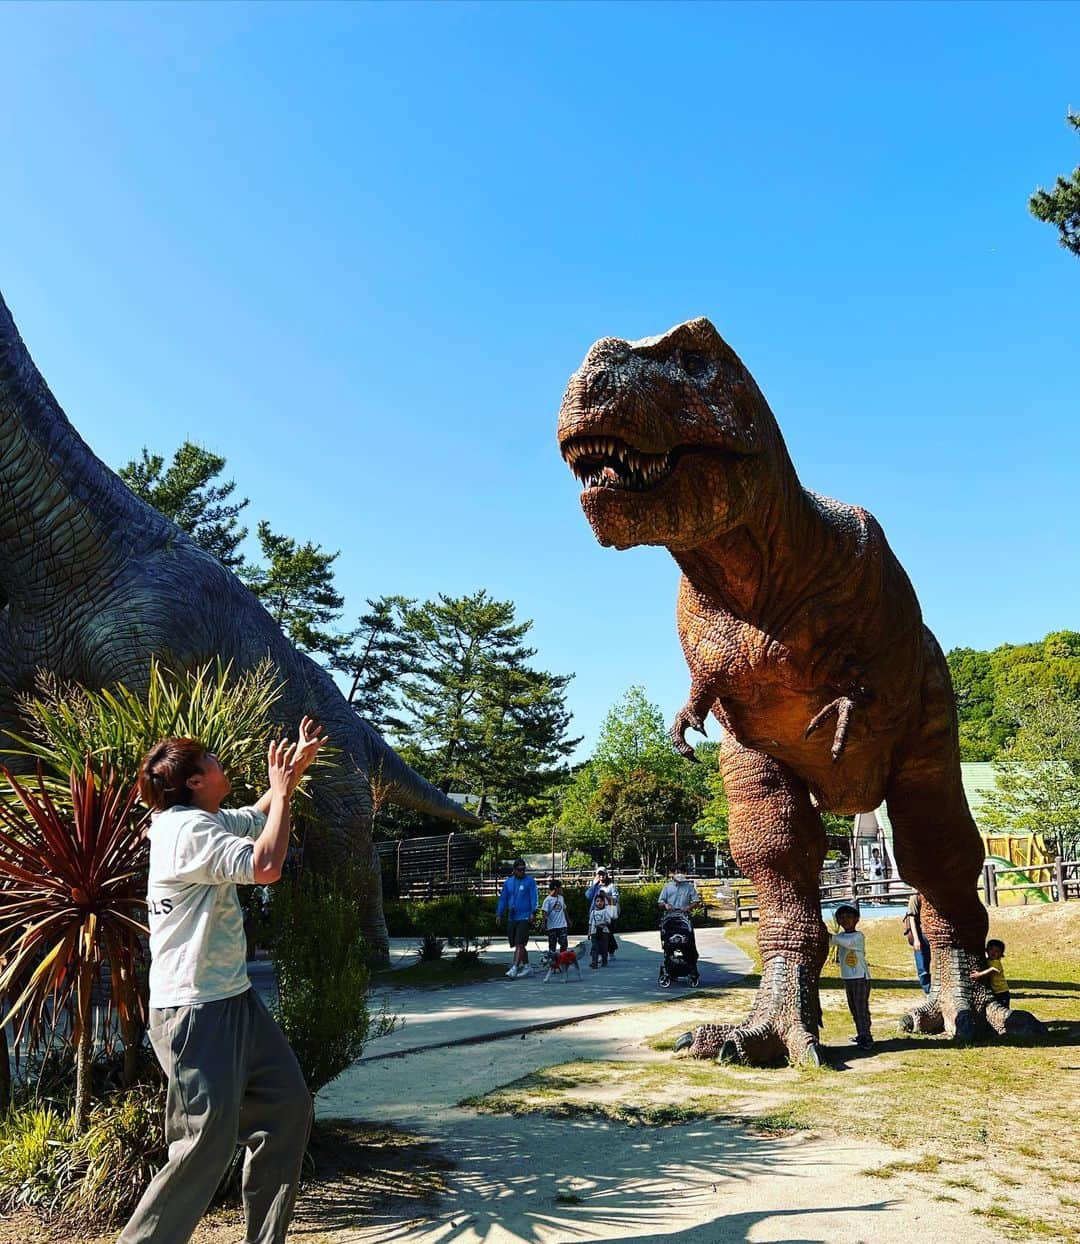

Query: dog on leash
539,940,588,982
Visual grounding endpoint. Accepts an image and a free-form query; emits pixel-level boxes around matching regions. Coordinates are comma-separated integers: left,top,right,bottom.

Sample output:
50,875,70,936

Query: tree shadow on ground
289,1113,902,1243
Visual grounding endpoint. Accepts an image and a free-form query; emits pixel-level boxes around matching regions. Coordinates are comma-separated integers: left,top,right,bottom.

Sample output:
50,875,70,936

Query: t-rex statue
557,316,1044,1065
0,291,479,956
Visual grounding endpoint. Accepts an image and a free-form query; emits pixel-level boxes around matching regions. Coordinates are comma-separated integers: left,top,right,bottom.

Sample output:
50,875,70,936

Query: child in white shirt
541,879,569,953
829,903,873,1049
589,893,615,967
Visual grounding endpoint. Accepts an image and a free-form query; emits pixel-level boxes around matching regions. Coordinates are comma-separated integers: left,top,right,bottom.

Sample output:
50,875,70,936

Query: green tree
119,442,249,569
982,688,1080,858
1029,111,1080,258
590,767,705,872
332,595,417,734
592,685,685,783
243,520,346,659
396,591,579,823
947,631,1080,760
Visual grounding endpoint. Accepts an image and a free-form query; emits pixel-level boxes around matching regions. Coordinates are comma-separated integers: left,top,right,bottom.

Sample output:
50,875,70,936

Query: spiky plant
13,657,286,806
0,764,148,1132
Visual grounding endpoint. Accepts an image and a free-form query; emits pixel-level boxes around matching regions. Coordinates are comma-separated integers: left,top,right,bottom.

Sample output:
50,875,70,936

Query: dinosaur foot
673,956,823,1067
899,948,1047,1042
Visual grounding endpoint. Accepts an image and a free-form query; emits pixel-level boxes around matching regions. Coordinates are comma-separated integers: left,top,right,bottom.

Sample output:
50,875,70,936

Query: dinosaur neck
0,294,156,610
671,461,836,635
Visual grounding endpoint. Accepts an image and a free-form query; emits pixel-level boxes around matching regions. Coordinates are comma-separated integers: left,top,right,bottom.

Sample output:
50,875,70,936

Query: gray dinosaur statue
0,290,478,955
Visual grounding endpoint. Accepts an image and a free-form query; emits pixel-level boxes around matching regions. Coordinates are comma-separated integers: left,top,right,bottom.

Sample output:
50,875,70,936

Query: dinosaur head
557,317,785,551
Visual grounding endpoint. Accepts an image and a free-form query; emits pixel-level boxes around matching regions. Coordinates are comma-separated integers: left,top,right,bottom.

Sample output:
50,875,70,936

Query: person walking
657,869,703,967
902,891,932,994
119,717,327,1244
586,868,620,960
495,858,538,979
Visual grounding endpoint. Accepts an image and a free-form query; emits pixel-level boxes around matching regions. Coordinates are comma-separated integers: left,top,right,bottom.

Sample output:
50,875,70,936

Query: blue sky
2,1,1077,758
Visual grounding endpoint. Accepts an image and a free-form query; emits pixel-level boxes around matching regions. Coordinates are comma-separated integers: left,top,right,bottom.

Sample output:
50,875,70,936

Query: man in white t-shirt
119,718,326,1244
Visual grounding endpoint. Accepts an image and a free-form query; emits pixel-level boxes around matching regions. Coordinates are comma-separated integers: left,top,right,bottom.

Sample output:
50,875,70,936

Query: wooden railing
731,858,1080,924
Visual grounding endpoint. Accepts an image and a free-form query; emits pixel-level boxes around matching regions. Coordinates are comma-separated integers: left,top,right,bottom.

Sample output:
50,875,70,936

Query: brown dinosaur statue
557,317,1044,1066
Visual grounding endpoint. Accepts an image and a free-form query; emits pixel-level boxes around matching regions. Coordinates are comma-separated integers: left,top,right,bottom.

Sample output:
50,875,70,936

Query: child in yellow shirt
970,938,1009,1007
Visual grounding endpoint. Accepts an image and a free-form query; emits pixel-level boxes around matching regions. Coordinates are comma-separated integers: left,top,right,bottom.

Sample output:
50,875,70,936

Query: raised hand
294,716,328,773
267,738,298,799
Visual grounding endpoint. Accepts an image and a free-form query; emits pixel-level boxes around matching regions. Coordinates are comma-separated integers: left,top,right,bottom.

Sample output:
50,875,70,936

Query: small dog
540,940,588,982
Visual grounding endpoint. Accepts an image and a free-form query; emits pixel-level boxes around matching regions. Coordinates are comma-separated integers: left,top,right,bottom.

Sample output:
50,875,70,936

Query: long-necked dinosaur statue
558,316,1044,1065
0,291,479,955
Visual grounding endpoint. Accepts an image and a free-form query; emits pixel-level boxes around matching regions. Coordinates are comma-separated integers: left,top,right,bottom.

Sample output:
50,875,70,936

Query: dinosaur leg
675,737,828,1066
886,655,1045,1042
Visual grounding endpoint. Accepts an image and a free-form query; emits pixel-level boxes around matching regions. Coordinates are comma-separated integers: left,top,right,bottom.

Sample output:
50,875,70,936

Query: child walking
830,903,873,1049
589,892,615,968
541,879,569,953
970,938,1010,1007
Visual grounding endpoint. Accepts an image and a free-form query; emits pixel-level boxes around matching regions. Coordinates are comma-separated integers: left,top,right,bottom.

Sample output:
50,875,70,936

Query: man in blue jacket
495,858,538,979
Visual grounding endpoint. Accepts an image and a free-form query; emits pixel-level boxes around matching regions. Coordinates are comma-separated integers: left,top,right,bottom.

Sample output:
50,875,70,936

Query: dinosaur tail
360,721,483,825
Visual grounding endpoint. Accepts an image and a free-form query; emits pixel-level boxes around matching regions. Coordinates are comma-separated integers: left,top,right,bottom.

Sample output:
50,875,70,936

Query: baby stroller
658,911,700,988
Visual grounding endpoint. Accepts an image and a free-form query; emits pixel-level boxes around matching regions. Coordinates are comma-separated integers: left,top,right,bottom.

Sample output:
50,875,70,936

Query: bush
0,1104,75,1216
384,883,683,937
268,867,394,1095
416,933,445,962
62,1083,165,1226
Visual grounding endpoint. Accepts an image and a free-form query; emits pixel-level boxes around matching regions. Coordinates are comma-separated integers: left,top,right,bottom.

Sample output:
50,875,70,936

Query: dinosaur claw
674,1030,695,1054
717,1038,743,1065
801,1042,823,1068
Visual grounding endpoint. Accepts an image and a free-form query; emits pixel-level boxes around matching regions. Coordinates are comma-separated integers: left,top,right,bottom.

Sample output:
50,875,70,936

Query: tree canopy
119,441,249,569
947,631,1080,760
1029,111,1080,259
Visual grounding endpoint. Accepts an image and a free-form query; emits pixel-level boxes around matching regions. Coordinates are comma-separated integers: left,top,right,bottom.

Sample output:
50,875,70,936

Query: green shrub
268,867,394,1095
0,1104,75,1216
62,1083,165,1226
384,882,682,937
416,933,445,961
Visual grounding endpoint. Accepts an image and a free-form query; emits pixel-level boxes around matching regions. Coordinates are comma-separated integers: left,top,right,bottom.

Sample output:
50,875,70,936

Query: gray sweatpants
119,988,312,1244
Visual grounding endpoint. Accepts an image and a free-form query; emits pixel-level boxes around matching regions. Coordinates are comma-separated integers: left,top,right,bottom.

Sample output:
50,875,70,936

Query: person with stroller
658,868,702,968
586,867,620,960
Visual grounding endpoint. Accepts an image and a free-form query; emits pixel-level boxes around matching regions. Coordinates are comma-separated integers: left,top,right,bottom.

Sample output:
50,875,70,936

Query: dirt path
313,1001,1005,1244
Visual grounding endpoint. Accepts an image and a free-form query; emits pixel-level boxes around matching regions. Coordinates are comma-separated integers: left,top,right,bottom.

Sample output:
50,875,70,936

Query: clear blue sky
2,2,1077,758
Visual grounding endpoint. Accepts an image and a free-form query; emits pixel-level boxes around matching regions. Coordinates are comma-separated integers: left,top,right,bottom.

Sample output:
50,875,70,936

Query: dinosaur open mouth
562,436,677,492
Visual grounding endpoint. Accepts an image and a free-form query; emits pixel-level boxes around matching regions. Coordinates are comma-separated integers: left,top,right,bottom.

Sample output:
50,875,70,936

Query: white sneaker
505,965,519,978
516,964,534,978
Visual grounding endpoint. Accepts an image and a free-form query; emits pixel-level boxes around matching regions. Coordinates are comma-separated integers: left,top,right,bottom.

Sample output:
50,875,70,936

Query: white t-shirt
542,895,568,930
146,804,266,1008
830,930,871,980
589,906,614,935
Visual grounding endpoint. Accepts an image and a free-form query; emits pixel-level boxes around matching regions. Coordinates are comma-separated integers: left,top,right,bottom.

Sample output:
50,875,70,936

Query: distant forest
947,630,1080,761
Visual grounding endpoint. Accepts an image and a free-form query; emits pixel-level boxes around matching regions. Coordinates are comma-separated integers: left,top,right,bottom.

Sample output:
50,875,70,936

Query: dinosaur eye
681,350,709,378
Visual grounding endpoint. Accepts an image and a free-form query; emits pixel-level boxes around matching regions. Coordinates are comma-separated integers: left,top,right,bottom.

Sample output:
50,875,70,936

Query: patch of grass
863,1154,942,1179
934,1193,960,1203
748,1107,810,1135
944,1177,979,1190
972,1203,1063,1237
379,958,505,988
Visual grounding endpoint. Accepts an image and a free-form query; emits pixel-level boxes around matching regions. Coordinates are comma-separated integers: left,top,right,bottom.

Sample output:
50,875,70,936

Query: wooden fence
732,857,1080,925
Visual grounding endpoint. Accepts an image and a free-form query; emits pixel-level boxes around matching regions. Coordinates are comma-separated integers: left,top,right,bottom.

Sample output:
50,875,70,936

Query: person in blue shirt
495,858,539,979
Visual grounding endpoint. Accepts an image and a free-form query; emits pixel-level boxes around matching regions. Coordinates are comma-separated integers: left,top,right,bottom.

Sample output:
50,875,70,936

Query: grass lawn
467,903,1080,1242
377,955,506,988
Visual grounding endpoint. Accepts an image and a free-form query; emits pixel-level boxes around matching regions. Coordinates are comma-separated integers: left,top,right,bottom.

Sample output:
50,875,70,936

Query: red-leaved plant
0,763,149,1130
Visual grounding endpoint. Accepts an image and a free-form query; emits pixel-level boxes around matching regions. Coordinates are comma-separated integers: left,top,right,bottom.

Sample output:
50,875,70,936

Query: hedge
383,882,717,939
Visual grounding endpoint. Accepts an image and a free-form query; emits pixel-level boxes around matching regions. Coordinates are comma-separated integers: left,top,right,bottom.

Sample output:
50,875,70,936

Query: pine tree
244,521,345,660
119,442,249,569
396,590,579,821
1029,111,1080,258
331,595,416,735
